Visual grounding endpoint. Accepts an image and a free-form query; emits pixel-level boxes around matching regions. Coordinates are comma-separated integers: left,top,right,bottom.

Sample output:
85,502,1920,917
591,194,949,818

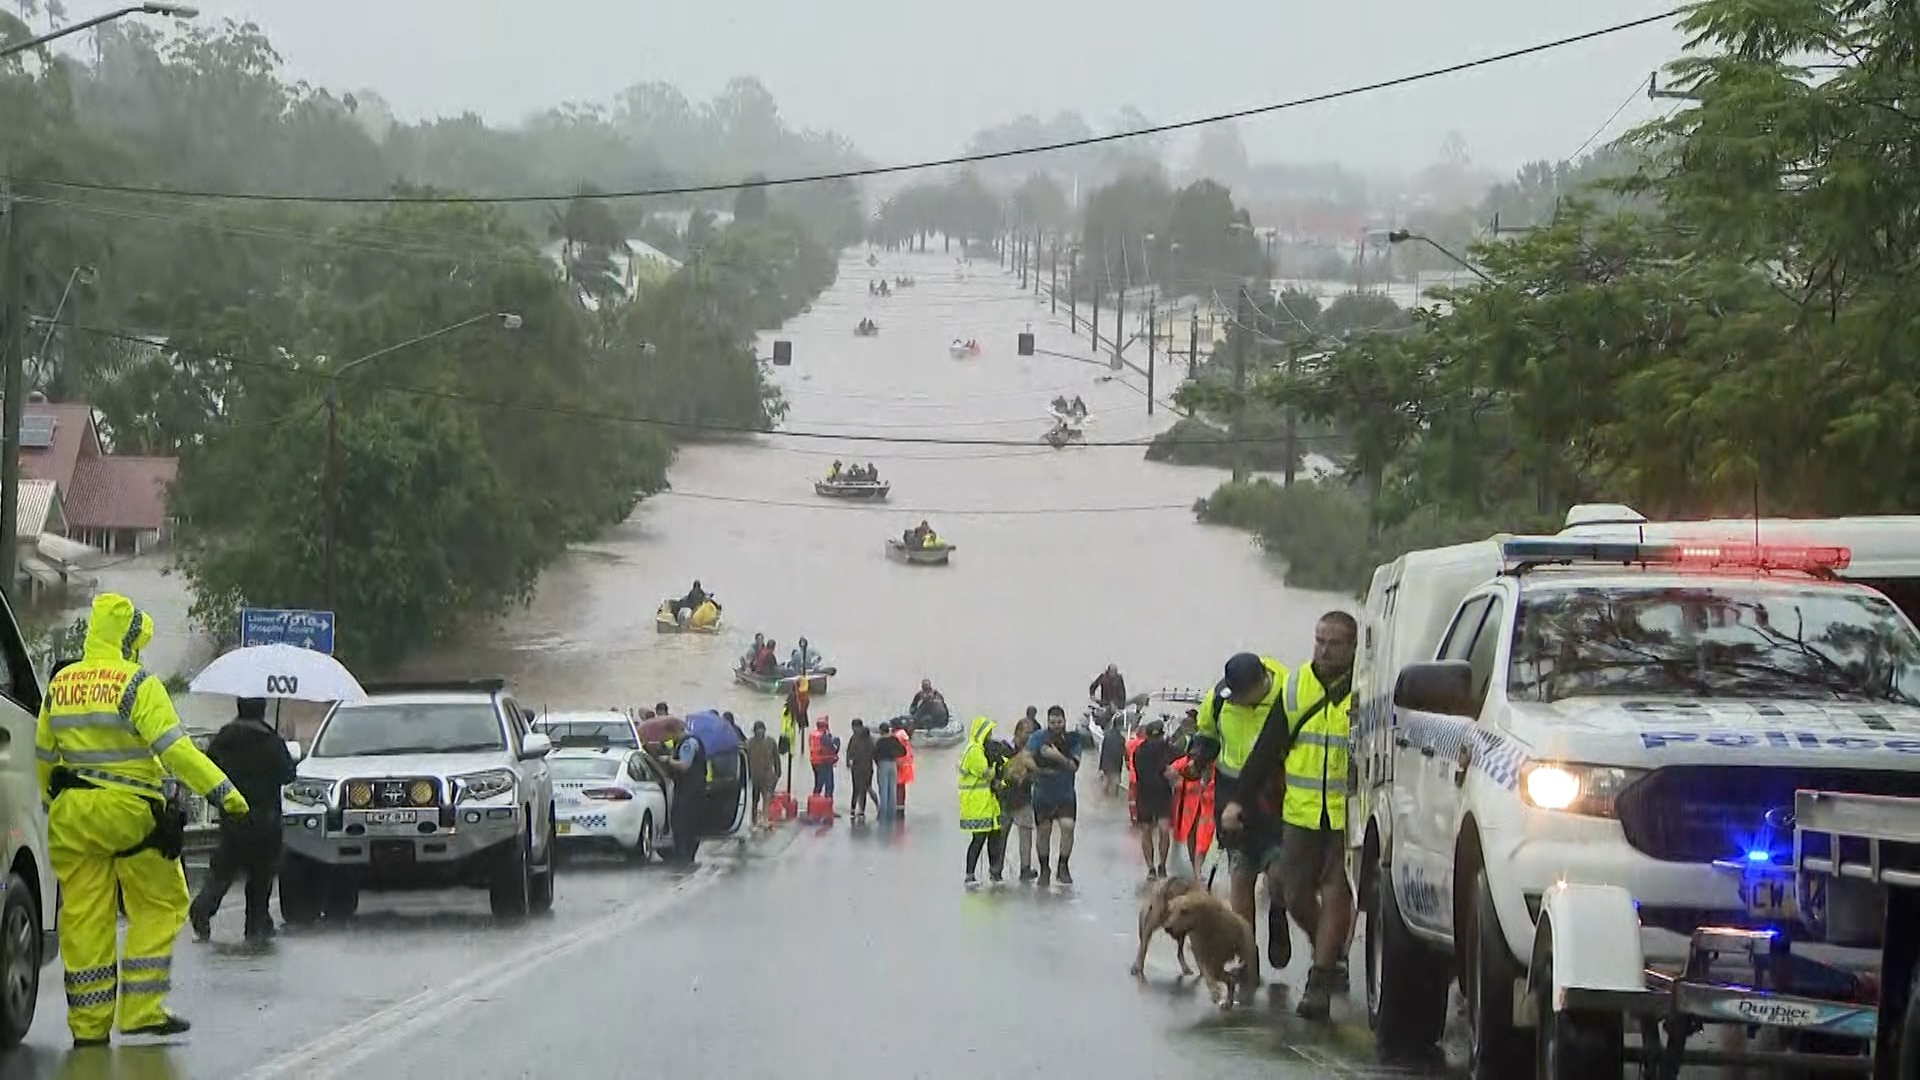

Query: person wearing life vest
808,717,840,800
892,725,915,815
958,717,1007,884
1230,611,1357,1021
37,593,250,1045
1168,745,1216,874
1186,651,1289,992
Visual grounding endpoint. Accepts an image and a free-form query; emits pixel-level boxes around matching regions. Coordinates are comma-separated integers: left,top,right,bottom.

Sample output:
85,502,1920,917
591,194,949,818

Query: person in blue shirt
1025,705,1082,886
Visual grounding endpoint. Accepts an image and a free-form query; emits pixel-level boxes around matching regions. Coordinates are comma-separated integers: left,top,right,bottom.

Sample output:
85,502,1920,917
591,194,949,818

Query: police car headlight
1520,764,1643,817
284,779,333,808
454,770,516,803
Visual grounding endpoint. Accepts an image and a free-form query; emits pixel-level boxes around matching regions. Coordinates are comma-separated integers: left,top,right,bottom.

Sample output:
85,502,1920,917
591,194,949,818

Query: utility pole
1146,308,1156,416
1283,339,1299,487
1090,288,1100,354
1188,307,1199,381
1033,231,1042,297
1050,243,1059,315
1068,261,1077,332
322,382,340,611
0,181,24,600
1017,235,1027,290
1230,287,1250,484
1113,289,1125,369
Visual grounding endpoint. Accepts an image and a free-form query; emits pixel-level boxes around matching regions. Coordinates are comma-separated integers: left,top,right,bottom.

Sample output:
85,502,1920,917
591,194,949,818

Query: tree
1188,122,1249,193
1010,173,1071,235
733,175,770,222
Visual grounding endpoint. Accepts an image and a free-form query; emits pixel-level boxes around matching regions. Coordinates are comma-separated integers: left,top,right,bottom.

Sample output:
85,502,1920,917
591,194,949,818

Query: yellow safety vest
956,717,1002,833
1279,663,1352,831
35,594,235,808
1196,656,1288,777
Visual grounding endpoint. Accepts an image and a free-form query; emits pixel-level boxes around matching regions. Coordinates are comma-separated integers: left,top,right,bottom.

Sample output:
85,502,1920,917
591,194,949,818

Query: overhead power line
30,11,1680,206
58,321,1332,448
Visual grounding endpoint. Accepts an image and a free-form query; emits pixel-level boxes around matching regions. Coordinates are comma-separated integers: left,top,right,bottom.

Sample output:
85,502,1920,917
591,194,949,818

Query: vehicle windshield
550,757,624,780
312,702,506,757
1509,583,1920,705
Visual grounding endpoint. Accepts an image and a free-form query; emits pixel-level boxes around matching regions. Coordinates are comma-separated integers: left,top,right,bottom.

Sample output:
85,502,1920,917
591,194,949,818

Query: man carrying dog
1232,611,1357,1021
1187,651,1291,993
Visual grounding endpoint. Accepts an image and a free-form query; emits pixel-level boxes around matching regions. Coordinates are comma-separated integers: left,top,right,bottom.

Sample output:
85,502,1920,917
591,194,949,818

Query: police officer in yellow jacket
1233,610,1356,1021
36,594,249,1046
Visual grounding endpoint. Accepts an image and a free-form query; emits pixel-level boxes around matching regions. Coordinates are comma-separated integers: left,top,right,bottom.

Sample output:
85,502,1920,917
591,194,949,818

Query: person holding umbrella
189,698,297,944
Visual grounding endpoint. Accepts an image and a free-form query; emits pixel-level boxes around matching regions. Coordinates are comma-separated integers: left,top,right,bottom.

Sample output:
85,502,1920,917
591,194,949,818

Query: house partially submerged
20,398,178,556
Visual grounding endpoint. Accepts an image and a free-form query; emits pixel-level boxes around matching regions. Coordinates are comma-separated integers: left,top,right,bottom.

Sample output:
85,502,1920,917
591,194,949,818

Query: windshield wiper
1709,660,1918,705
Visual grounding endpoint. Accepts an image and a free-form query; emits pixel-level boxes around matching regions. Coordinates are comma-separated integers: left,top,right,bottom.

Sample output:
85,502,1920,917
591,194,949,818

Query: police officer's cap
1219,652,1267,701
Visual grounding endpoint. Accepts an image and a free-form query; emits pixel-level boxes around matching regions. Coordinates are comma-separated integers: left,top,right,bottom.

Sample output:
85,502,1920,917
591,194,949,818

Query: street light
321,312,520,610
1383,229,1497,285
0,3,197,60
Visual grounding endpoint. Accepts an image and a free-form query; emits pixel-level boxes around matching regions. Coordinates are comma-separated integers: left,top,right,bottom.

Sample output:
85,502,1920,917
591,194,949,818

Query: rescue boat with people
732,663,836,696
655,599,723,634
948,340,981,359
815,478,890,500
885,537,954,565
892,711,964,746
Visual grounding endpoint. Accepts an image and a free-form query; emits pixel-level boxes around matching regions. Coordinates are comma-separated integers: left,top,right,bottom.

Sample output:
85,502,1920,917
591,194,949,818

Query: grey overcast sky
143,0,1684,175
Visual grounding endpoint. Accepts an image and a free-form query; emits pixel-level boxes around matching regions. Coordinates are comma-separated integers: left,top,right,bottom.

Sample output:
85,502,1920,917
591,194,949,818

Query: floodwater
391,248,1349,723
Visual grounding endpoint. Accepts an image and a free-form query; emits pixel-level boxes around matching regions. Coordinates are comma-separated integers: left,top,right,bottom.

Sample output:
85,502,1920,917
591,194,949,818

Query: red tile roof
19,403,99,492
65,456,177,532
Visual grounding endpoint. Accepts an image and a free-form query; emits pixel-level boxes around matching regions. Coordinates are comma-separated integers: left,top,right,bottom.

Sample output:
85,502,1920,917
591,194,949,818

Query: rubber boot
1295,966,1335,1021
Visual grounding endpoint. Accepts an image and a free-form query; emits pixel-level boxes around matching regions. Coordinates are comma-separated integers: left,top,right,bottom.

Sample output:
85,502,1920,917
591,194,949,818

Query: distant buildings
18,396,176,568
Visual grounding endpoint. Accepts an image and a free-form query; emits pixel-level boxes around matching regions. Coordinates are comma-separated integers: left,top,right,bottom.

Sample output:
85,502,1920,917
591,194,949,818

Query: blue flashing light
1500,538,1669,567
1747,849,1772,864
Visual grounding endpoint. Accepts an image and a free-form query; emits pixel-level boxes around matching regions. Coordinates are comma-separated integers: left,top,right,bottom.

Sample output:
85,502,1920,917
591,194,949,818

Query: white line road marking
239,865,722,1080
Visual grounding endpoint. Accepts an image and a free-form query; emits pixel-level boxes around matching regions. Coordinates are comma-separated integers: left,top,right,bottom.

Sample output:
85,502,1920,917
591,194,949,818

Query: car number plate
556,821,572,835
1741,871,1797,922
365,810,417,825
558,796,582,808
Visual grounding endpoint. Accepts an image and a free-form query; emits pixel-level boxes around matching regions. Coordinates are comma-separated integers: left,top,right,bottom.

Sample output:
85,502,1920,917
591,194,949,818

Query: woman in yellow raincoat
958,717,1007,884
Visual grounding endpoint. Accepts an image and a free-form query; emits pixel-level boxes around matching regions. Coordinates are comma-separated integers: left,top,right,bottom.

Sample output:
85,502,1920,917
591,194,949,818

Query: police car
549,745,669,861
1352,506,1920,1077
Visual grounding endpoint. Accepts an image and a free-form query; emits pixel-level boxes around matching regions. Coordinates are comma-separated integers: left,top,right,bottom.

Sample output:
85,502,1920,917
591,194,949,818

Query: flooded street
398,247,1346,722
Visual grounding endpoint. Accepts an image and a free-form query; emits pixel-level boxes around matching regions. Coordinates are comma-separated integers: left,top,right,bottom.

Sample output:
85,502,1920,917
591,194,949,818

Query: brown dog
1162,891,1259,1008
1132,875,1202,979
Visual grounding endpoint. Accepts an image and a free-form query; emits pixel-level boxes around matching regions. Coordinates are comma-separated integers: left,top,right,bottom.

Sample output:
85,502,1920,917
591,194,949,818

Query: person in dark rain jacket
189,697,296,943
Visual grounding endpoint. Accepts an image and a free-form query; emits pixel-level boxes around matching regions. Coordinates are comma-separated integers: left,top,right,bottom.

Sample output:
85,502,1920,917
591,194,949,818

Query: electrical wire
1567,78,1652,163
57,321,1334,447
655,490,1192,516
25,11,1681,206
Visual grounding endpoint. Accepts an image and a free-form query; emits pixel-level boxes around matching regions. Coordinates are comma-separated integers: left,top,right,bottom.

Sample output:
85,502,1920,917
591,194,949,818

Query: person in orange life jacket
892,726,915,814
809,718,841,799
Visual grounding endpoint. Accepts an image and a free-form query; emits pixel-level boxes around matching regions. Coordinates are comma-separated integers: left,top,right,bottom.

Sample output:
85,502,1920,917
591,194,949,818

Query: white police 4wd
280,679,557,922
1353,525,1920,1078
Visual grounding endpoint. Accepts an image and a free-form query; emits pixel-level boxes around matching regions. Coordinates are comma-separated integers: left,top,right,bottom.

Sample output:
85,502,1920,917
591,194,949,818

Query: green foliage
1199,0,1920,579
20,613,88,675
1,15,849,669
1076,174,1265,296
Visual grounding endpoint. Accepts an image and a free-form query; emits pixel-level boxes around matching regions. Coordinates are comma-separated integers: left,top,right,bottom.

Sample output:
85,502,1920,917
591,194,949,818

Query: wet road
5,253,1428,1077
12,761,1451,1079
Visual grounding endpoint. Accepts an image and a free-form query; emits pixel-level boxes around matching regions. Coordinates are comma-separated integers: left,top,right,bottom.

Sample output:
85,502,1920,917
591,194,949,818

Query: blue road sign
239,608,336,655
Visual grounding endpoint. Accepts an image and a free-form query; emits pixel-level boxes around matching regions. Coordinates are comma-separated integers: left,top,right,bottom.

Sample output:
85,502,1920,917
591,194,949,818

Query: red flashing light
1662,543,1851,574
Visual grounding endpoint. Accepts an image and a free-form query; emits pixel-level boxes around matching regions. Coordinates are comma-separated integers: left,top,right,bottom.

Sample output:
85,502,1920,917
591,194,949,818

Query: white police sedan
550,746,670,862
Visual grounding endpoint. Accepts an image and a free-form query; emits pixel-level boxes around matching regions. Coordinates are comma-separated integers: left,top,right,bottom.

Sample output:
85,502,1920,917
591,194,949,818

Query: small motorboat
948,340,981,360
655,600,723,634
733,663,836,696
854,320,879,337
1042,424,1085,449
894,712,965,747
816,478,891,501
886,537,955,565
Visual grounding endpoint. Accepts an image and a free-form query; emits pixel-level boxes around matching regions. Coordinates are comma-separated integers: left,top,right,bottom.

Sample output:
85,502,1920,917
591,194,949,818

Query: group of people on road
745,680,918,829
957,704,1086,885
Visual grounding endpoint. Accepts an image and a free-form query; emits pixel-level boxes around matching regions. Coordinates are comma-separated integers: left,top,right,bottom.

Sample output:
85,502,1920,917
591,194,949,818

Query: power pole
1146,308,1156,416
1018,235,1027,290
1230,287,1250,484
1113,289,1125,369
1188,307,1199,381
0,181,24,601
1068,261,1077,332
322,382,340,611
1283,339,1299,487
1090,288,1100,354
1050,242,1059,315
1033,231,1041,296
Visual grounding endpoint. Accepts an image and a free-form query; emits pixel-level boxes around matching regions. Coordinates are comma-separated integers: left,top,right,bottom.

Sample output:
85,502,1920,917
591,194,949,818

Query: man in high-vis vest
37,593,249,1045
1232,611,1357,1021
1187,651,1289,992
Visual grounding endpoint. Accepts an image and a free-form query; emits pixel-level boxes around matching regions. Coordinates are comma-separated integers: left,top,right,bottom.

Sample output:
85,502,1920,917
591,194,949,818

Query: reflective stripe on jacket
956,717,1002,833
36,592,236,808
1279,663,1353,831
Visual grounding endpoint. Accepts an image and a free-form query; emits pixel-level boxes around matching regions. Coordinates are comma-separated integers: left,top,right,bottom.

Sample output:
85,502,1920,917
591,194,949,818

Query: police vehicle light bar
1499,539,1851,574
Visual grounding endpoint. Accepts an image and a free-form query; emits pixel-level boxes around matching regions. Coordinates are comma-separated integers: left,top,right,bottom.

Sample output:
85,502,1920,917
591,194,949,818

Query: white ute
281,679,557,922
1354,504,1920,1077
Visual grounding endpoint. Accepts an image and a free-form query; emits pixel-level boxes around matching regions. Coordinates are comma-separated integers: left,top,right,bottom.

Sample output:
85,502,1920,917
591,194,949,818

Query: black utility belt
48,768,186,861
